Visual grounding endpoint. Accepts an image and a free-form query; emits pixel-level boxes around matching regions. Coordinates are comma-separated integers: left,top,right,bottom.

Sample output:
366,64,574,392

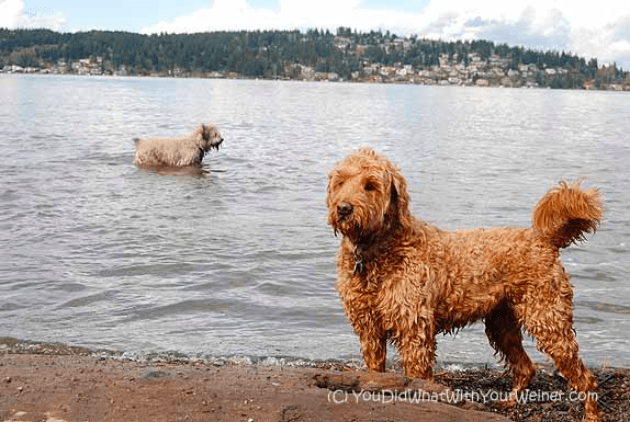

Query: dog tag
353,260,364,275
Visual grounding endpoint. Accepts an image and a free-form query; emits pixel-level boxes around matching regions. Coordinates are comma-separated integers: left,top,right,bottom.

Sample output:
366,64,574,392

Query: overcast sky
2,0,629,70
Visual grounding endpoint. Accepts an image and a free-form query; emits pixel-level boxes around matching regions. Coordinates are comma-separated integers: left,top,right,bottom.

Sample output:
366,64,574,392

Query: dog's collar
351,233,380,275
353,257,365,275
353,249,372,275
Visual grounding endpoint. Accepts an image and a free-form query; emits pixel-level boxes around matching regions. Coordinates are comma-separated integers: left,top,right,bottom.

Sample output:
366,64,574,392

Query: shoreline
2,71,629,92
1,338,628,421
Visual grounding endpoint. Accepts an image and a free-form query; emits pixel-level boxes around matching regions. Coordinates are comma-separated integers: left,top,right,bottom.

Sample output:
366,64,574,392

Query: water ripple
0,75,628,367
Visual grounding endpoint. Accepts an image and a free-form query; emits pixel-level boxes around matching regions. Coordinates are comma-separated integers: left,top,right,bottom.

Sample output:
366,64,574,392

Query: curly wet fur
134,124,224,168
327,147,603,422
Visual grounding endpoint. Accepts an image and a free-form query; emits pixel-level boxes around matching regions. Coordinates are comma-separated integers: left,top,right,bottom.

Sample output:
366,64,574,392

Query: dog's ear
194,124,206,147
326,171,338,234
390,167,413,228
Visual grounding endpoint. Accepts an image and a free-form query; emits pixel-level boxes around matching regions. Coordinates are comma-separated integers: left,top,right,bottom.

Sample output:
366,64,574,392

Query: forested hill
1,27,628,90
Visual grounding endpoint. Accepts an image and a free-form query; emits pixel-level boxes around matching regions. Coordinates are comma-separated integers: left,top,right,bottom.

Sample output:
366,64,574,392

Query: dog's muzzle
209,138,224,151
337,202,353,220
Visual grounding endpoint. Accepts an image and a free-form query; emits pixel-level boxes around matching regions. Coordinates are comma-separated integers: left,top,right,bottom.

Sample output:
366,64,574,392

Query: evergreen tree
0,28,626,88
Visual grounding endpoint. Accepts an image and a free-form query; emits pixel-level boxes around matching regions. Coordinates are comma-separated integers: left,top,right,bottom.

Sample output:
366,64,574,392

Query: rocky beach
1,338,628,422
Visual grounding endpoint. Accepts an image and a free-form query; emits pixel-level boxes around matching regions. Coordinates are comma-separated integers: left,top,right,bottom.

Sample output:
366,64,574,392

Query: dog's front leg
358,330,387,372
344,300,388,372
397,321,436,380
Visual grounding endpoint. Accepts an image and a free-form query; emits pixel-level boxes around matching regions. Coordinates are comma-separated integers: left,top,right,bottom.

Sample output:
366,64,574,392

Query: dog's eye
365,182,376,192
335,180,344,189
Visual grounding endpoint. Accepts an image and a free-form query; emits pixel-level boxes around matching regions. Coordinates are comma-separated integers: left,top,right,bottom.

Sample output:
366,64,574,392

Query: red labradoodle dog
327,147,602,421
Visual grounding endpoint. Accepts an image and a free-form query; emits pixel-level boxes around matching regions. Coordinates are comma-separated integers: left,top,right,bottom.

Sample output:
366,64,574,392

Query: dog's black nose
337,202,353,218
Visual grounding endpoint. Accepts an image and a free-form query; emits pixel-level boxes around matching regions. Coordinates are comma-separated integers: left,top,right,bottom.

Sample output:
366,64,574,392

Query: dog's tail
532,180,603,249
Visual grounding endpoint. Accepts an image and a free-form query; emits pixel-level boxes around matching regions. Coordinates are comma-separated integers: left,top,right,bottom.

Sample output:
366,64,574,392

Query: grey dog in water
133,123,224,168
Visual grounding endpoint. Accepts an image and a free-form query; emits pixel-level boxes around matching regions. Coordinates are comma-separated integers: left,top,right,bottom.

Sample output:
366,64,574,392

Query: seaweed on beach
437,366,630,421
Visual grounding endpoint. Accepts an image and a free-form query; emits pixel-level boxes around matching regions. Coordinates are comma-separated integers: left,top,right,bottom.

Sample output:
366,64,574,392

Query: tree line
1,27,627,89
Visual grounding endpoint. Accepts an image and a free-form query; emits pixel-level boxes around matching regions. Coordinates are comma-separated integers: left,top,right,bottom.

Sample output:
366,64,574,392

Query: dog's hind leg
525,270,600,422
485,301,535,404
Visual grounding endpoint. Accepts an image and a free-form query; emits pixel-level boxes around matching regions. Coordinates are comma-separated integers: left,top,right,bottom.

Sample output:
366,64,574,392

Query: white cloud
140,0,423,34
140,0,630,69
139,0,279,33
0,0,67,31
0,0,23,28
1,0,628,69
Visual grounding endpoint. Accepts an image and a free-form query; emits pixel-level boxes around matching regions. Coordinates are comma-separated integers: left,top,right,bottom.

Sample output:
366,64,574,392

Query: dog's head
326,147,412,244
196,124,224,151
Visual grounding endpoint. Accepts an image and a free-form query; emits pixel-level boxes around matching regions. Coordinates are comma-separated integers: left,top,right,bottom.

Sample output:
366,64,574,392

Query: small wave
577,301,630,315
0,336,507,374
0,336,356,369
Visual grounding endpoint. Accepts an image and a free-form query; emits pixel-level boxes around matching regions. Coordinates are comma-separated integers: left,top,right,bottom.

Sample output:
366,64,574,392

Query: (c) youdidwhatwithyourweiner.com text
327,388,598,405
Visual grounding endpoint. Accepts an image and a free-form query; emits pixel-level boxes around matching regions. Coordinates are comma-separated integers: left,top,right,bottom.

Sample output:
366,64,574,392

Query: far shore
3,67,629,92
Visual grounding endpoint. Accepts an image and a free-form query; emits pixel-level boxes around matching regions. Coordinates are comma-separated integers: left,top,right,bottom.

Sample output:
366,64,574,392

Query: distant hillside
1,27,628,90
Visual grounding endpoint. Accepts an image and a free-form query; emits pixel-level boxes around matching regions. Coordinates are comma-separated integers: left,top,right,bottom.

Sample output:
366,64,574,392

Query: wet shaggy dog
133,124,224,168
326,147,603,421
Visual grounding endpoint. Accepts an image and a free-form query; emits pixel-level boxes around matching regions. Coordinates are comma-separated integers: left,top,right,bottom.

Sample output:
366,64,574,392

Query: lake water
1,74,629,368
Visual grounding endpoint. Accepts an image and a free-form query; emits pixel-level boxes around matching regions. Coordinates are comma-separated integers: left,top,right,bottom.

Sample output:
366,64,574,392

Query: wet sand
1,338,628,422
